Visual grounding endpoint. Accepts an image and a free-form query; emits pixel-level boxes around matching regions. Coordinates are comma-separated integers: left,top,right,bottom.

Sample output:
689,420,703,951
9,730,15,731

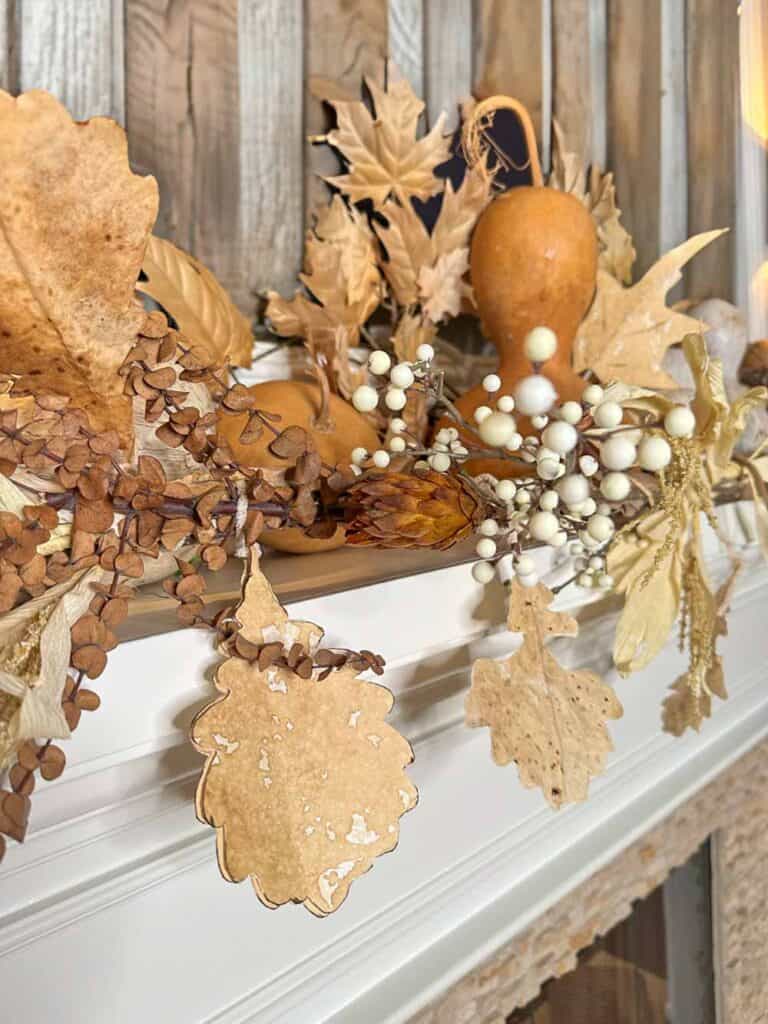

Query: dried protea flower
344,469,479,549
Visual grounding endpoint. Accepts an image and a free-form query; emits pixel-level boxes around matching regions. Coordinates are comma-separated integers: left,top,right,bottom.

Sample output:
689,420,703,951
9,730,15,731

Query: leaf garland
138,236,254,368
573,231,728,389
0,90,158,446
466,580,622,808
192,547,417,915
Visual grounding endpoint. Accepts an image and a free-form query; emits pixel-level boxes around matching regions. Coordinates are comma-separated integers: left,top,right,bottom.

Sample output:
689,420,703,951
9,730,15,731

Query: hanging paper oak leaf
138,236,253,368
573,230,727,388
323,76,451,206
0,90,158,445
466,580,622,808
192,549,417,915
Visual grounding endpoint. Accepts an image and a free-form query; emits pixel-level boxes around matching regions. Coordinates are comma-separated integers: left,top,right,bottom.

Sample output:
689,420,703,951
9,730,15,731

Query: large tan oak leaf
192,548,417,915
573,230,727,389
0,91,158,445
466,581,622,808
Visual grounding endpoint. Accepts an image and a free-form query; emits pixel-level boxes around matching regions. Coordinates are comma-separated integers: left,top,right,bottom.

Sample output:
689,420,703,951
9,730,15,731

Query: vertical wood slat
305,1,388,221
552,0,605,168
659,0,688,258
685,0,740,301
0,0,13,91
125,1,247,310
473,0,545,142
16,0,124,120
424,0,472,131
588,0,608,168
239,0,303,298
388,0,424,97
606,0,663,278
662,844,716,1024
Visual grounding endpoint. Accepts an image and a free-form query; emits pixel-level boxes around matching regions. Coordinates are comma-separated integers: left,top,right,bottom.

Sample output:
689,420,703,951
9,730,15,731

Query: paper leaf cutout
138,236,253,368
0,90,158,444
192,548,417,915
266,197,382,346
662,556,738,737
573,230,727,388
324,77,451,206
466,581,622,808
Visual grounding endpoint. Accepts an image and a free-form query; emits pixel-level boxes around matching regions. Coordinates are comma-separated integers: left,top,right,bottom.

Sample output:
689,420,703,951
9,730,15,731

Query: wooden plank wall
0,0,744,320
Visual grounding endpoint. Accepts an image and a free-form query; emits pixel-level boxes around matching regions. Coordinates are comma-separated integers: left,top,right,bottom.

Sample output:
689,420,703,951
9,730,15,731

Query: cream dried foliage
323,76,452,206
549,121,636,285
662,558,738,737
138,236,254,368
466,580,622,809
0,90,158,447
192,547,417,916
608,334,767,678
265,197,382,348
574,231,727,389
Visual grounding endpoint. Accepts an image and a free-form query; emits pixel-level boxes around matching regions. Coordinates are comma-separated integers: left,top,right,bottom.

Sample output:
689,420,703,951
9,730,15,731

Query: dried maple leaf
192,548,417,915
375,162,492,314
138,236,253,368
419,248,470,323
466,580,622,808
549,121,636,284
573,230,727,389
0,91,158,445
662,557,739,737
589,165,637,286
266,197,382,349
324,76,452,206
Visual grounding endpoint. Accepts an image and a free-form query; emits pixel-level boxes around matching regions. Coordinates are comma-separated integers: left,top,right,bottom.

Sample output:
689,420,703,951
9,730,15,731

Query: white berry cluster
349,325,697,598
350,344,436,471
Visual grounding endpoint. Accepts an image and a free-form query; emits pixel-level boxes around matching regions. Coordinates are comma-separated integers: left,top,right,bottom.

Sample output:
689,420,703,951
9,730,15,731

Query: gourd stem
462,95,543,187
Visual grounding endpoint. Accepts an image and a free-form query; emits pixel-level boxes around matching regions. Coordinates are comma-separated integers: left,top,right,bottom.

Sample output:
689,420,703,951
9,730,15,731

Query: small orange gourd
217,378,379,553
455,98,598,476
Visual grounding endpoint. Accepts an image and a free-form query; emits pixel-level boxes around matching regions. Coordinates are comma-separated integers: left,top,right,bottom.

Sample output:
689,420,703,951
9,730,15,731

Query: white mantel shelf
1,503,768,1024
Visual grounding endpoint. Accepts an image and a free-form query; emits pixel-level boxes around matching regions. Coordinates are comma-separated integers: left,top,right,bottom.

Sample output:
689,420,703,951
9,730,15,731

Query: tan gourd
455,97,598,477
217,378,379,553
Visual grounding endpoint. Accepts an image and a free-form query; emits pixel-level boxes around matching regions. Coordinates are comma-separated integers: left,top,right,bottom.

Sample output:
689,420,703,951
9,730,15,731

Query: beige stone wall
411,740,768,1024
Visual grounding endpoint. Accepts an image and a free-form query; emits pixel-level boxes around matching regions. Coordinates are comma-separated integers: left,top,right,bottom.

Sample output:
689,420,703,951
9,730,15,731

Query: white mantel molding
1,503,767,1023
